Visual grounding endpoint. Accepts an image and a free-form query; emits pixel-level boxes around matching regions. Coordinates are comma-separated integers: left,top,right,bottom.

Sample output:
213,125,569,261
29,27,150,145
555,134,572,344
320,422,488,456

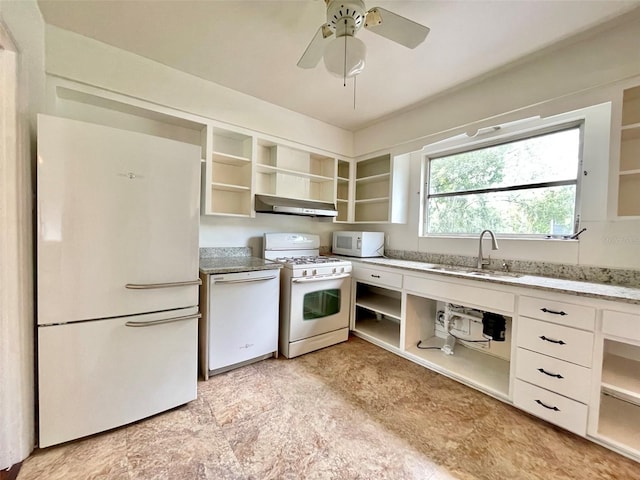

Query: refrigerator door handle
125,279,202,289
213,275,278,285
125,313,201,328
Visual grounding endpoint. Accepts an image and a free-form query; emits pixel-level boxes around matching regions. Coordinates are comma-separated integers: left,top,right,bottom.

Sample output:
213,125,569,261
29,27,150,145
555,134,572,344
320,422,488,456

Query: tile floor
17,336,640,480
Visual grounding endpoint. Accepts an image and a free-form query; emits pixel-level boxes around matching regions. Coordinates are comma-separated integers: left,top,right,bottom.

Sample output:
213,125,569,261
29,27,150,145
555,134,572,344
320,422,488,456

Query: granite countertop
199,257,282,275
347,257,640,306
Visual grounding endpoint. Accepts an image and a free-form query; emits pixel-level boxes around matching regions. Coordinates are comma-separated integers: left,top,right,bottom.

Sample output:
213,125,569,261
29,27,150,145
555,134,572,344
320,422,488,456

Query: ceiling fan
297,0,430,79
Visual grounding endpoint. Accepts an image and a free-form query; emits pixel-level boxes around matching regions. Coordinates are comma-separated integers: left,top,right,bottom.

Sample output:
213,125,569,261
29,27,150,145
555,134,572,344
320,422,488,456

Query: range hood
255,194,338,218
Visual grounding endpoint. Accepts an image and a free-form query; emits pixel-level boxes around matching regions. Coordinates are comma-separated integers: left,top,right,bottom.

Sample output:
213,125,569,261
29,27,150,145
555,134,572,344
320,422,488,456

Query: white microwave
332,231,385,258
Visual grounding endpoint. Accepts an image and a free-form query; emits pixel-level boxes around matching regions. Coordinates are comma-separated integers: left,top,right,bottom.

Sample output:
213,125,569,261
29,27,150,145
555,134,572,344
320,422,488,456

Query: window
423,123,582,237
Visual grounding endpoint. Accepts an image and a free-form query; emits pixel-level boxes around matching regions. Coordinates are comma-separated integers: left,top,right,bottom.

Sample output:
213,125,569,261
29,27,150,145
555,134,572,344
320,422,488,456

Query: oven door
288,274,351,342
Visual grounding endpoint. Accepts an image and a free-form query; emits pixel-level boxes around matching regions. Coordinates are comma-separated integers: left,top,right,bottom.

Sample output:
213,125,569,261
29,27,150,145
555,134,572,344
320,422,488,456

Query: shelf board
355,197,390,204
602,353,640,406
597,393,640,454
405,339,510,398
355,172,390,184
336,198,348,203
206,210,253,218
356,295,401,320
211,182,250,192
255,164,334,182
212,151,251,166
619,169,640,176
353,315,400,348
337,176,349,182
253,191,333,204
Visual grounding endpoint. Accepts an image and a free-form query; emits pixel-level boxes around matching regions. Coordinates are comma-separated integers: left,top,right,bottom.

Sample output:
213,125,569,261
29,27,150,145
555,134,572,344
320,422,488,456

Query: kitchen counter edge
343,257,640,306
199,257,283,275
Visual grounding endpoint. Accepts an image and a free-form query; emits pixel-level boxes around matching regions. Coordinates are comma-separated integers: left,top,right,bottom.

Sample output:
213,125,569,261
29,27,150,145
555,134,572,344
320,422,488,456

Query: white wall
42,11,640,269
44,25,353,159
354,12,640,270
0,0,45,469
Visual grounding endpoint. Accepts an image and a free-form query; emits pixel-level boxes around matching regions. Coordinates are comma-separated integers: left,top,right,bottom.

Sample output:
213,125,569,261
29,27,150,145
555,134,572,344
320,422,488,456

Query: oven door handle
292,273,351,283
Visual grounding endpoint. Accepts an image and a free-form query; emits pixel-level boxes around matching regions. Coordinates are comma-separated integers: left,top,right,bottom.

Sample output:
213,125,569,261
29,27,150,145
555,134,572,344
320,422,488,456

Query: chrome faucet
477,229,499,269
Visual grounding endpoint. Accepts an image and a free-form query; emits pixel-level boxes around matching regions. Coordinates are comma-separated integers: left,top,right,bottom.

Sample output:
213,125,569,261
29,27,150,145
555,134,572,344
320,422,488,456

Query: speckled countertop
199,257,282,275
348,257,640,306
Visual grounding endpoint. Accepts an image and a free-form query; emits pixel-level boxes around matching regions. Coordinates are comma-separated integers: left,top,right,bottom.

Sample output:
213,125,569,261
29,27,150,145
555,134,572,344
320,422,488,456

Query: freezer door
38,307,199,448
37,115,201,325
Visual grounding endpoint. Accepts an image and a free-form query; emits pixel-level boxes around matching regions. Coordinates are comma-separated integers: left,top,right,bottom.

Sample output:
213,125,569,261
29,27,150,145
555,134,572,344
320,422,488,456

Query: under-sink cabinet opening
403,293,513,399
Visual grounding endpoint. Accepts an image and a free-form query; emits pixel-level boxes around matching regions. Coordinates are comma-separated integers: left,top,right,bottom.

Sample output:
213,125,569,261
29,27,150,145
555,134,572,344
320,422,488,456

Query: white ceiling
37,0,640,131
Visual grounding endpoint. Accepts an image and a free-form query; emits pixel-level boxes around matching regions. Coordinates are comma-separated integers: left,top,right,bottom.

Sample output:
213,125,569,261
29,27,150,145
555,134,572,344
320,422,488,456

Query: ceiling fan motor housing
326,0,366,37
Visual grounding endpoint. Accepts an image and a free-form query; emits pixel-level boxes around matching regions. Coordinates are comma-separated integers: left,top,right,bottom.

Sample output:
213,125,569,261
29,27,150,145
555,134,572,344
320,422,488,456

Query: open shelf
211,182,250,192
405,339,510,398
602,353,640,406
354,313,400,348
597,393,640,454
618,84,640,217
355,172,390,185
355,294,401,321
212,151,251,166
255,164,334,182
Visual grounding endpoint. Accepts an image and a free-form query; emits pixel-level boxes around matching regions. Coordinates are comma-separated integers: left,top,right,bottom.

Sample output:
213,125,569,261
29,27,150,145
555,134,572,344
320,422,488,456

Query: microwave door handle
292,274,351,283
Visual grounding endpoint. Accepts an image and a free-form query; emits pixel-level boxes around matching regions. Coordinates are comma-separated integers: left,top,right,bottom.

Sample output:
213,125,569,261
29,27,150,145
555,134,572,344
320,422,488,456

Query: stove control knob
302,270,308,276
332,267,337,273
312,269,317,276
340,267,345,273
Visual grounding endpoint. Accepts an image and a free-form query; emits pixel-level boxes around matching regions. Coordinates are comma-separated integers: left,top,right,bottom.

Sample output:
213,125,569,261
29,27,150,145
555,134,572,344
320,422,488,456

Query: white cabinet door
37,115,201,325
38,307,199,447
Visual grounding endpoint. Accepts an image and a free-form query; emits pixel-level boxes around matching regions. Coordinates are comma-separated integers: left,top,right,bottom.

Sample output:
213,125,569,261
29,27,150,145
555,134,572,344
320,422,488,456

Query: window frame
419,118,585,238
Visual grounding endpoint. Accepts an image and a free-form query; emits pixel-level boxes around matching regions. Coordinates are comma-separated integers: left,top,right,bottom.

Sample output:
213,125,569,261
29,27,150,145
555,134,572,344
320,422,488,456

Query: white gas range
264,233,352,358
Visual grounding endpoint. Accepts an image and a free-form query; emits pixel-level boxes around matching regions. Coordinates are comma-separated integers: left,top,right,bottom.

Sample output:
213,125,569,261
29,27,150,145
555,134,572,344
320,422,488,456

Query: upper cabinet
255,141,336,204
202,126,254,217
354,153,410,224
618,84,640,217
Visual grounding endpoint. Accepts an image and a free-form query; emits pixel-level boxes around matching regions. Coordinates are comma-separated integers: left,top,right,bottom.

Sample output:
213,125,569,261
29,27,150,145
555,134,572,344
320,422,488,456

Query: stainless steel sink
427,265,522,278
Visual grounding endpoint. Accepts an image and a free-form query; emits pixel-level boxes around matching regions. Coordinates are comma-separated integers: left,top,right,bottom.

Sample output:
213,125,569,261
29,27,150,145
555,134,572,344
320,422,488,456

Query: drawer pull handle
539,335,566,345
535,399,560,411
537,368,564,379
540,307,567,316
371,274,381,278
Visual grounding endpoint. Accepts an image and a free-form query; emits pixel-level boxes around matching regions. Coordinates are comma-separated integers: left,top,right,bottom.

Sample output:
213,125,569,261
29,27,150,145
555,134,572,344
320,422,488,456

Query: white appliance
36,115,201,448
207,269,280,373
332,231,385,257
264,233,352,358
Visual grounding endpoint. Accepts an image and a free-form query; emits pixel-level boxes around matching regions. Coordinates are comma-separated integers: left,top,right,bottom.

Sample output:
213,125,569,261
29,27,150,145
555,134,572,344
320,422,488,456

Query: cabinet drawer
513,379,587,436
518,296,595,330
353,265,402,289
404,274,514,313
602,310,640,342
515,348,591,403
517,318,594,367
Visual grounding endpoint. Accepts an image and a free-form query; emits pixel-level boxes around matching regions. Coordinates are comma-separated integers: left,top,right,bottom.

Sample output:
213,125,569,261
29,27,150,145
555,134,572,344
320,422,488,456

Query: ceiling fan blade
364,7,430,49
297,24,334,69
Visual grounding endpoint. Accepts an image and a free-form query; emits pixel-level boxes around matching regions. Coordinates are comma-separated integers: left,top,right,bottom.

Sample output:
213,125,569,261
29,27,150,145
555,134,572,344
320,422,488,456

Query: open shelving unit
204,127,254,217
255,140,336,204
597,340,640,454
354,155,391,223
618,84,640,217
353,284,401,348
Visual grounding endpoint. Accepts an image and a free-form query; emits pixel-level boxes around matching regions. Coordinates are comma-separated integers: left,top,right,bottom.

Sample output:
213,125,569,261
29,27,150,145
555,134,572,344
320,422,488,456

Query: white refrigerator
37,114,201,448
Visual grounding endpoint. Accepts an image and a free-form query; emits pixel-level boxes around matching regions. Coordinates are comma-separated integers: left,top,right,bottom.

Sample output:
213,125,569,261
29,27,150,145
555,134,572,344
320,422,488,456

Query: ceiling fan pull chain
343,20,348,86
353,76,357,110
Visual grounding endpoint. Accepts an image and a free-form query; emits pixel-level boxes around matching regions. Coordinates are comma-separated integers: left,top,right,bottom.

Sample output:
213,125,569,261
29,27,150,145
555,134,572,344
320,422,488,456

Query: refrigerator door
37,115,201,325
38,307,199,448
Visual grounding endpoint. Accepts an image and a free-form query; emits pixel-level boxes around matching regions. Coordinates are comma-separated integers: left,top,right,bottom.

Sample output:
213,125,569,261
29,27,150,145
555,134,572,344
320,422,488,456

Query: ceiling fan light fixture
323,35,366,78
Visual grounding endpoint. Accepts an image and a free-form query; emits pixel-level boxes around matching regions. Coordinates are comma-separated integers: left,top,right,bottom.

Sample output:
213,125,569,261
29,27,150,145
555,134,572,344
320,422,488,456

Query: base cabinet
347,259,640,464
593,310,640,458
